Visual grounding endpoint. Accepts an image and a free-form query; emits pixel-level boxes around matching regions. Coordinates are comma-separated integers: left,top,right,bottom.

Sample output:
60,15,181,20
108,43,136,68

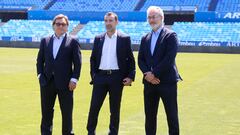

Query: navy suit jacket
36,34,82,90
138,27,182,84
90,31,135,83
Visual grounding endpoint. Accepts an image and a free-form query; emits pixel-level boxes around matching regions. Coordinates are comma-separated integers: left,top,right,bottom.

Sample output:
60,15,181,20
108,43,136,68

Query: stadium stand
216,0,240,12
0,0,240,52
172,22,240,42
0,20,79,41
141,0,211,11
49,0,140,11
0,0,50,9
77,21,151,44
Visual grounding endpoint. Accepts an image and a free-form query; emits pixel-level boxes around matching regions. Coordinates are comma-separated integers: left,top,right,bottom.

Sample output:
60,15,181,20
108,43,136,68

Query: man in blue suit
138,6,182,135
87,12,135,135
36,14,81,135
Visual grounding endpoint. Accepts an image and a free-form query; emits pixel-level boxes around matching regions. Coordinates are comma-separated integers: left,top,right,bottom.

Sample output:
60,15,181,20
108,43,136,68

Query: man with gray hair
138,6,182,135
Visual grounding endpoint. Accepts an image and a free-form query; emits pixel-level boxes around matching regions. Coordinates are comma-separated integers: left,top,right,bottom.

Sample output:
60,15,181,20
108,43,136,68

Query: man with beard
138,6,182,135
86,12,135,135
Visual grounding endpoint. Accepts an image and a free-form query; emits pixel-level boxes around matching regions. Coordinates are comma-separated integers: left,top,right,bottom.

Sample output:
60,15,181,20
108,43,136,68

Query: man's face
53,18,68,36
147,10,162,31
104,15,118,33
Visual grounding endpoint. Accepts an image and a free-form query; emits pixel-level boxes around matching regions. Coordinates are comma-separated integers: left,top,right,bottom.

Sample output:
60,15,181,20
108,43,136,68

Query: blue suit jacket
90,31,135,84
138,27,182,84
36,34,82,90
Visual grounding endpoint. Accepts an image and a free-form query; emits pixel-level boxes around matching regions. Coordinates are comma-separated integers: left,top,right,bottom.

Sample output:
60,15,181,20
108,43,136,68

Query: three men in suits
36,14,81,135
87,12,135,135
138,6,182,135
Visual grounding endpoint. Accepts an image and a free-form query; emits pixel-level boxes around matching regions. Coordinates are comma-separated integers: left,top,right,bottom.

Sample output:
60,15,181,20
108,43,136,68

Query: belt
98,69,119,75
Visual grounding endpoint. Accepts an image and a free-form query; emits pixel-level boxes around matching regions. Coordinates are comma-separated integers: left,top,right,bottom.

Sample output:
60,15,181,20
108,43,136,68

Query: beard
106,24,112,29
106,25,115,33
150,23,160,31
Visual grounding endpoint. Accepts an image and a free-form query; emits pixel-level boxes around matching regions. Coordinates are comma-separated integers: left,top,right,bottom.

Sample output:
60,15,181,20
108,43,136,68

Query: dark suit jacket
90,31,135,83
138,27,182,84
36,34,81,90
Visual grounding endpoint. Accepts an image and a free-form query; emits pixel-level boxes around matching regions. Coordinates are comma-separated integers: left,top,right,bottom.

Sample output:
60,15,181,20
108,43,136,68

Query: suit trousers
87,71,123,135
144,82,179,135
40,76,74,135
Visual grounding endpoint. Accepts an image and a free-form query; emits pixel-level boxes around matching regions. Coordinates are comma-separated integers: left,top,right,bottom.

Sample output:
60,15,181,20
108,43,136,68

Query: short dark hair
104,12,118,21
52,14,69,26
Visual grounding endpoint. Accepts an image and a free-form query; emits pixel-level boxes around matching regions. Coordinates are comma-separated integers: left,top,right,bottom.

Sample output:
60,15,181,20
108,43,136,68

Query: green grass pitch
0,48,240,135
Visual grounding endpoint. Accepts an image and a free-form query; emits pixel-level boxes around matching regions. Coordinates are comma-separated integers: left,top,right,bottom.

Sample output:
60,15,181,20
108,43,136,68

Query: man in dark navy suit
87,12,135,135
138,6,182,135
36,14,81,135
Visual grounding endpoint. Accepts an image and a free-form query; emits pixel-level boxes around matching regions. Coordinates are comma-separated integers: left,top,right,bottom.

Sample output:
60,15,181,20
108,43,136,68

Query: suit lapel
116,32,121,60
153,28,165,56
98,33,105,58
55,34,67,60
146,32,152,56
47,36,54,61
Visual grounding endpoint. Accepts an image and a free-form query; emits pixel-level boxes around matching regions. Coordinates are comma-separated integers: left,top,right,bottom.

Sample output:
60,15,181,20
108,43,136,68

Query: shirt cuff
70,78,78,84
37,74,41,79
144,71,151,75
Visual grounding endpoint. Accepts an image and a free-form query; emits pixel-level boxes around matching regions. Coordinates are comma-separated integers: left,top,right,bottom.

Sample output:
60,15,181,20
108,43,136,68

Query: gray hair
147,6,164,22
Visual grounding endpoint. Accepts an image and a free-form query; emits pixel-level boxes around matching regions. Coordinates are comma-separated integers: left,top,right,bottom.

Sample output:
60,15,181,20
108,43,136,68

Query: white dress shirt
99,31,119,70
53,34,65,59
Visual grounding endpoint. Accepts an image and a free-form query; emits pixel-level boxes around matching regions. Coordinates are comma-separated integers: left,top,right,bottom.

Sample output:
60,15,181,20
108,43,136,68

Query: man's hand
144,72,160,85
123,77,133,86
144,72,155,82
150,77,160,85
69,81,77,91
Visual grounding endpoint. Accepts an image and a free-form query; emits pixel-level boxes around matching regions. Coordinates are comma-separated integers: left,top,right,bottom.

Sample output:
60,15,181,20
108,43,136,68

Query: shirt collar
53,33,66,39
105,30,118,39
113,30,117,37
152,25,163,36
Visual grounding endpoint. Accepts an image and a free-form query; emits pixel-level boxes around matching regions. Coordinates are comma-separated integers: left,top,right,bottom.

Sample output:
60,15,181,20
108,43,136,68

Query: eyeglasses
55,23,67,27
147,15,161,20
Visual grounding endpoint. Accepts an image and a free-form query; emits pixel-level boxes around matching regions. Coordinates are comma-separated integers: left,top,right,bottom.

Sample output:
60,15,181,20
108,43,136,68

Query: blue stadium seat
0,20,80,41
172,22,240,42
141,0,211,11
77,21,151,44
49,0,140,11
0,0,50,9
216,0,240,12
